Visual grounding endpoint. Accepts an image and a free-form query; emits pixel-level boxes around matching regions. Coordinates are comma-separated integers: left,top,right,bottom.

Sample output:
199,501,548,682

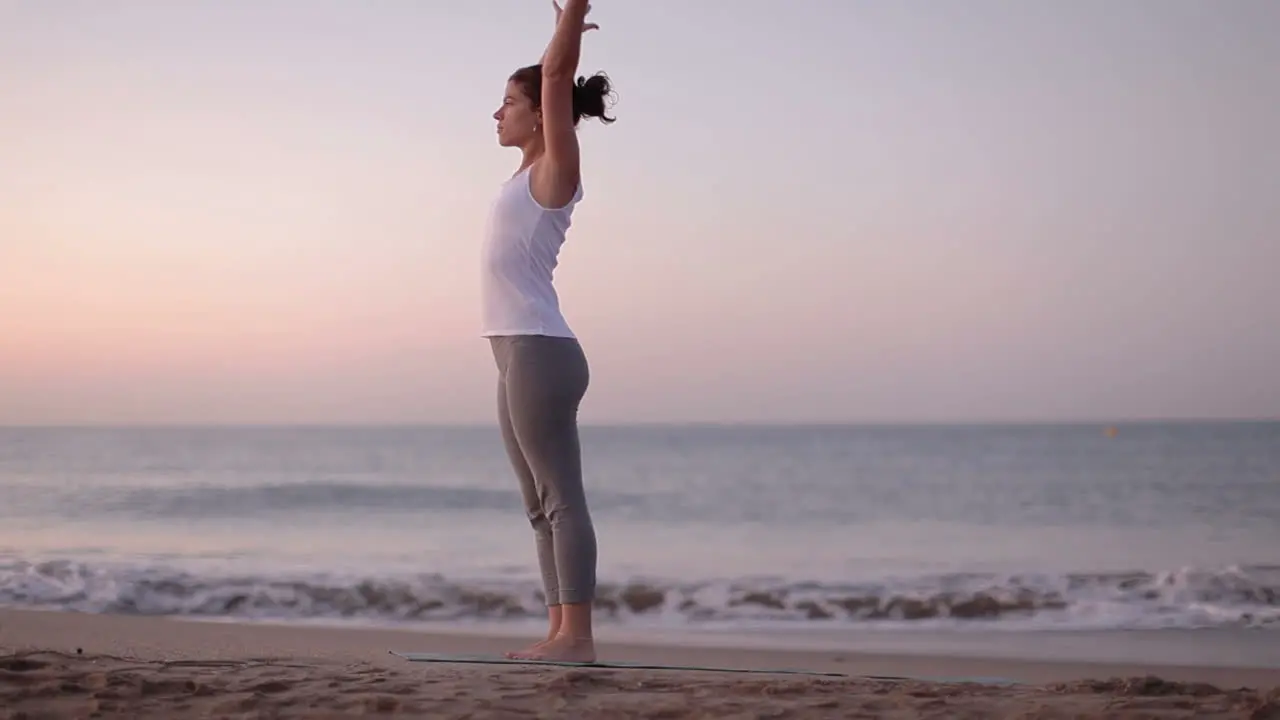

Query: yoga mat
389,651,1018,685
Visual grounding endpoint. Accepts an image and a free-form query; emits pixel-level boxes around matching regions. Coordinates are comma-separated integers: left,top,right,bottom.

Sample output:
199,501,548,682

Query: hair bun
571,71,616,125
579,74,608,93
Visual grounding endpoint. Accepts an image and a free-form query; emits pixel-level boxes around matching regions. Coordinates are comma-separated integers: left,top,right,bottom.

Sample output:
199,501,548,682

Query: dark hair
509,64,616,126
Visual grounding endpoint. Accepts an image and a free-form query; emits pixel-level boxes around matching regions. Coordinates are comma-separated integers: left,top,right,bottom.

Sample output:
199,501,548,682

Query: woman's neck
518,140,546,175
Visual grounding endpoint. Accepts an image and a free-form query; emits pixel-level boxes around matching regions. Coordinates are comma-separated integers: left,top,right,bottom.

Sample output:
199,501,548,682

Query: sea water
2,423,1277,664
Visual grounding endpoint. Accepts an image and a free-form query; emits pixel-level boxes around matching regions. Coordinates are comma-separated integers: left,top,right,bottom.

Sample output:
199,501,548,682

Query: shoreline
3,609,1278,685
7,607,1280,686
2,609,1278,718
11,604,1280,668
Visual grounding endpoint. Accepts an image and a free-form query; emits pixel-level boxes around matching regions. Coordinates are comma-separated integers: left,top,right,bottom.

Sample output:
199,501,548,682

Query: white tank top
480,166,583,338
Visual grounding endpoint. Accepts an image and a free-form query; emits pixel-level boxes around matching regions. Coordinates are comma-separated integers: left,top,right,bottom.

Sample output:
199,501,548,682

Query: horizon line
1,417,1276,431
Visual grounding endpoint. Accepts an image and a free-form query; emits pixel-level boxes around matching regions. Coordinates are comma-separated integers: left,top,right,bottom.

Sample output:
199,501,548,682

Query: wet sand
2,609,1277,719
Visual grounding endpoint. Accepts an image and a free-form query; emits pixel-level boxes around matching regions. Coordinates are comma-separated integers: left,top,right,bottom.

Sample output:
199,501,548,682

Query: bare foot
506,634,596,663
503,636,554,659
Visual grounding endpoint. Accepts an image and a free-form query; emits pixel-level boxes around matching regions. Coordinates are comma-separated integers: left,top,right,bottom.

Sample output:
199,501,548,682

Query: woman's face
493,80,540,148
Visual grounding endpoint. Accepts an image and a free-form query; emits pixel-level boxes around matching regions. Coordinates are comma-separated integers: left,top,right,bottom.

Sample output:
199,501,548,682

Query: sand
2,609,1278,719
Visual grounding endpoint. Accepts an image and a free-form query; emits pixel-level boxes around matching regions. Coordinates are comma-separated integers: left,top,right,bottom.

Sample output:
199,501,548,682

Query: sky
2,0,1278,425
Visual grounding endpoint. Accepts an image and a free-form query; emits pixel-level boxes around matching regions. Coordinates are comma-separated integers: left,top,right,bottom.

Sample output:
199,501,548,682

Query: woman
480,0,615,663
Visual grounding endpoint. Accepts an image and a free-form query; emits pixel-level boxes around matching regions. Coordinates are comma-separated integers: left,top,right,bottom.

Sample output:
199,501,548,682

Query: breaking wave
2,557,1277,632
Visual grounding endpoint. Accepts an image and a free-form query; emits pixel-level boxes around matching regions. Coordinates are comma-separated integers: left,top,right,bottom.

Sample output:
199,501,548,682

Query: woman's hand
553,0,599,33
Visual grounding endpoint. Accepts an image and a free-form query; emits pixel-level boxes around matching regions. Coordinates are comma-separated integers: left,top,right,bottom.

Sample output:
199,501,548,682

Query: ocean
2,423,1278,664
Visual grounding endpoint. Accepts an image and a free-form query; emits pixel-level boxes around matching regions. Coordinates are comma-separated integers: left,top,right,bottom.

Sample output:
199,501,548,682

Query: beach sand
2,609,1277,719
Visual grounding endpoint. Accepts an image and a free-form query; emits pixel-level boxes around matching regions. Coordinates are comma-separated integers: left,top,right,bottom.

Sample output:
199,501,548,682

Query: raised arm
530,0,595,210
541,1,598,65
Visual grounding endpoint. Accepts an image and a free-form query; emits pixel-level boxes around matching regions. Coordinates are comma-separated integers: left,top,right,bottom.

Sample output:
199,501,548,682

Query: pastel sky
2,0,1278,425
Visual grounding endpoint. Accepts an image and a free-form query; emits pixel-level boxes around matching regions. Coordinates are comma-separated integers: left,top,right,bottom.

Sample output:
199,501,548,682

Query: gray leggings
490,334,596,606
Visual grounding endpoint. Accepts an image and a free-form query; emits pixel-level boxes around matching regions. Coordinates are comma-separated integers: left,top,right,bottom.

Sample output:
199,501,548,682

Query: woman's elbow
542,65,574,83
